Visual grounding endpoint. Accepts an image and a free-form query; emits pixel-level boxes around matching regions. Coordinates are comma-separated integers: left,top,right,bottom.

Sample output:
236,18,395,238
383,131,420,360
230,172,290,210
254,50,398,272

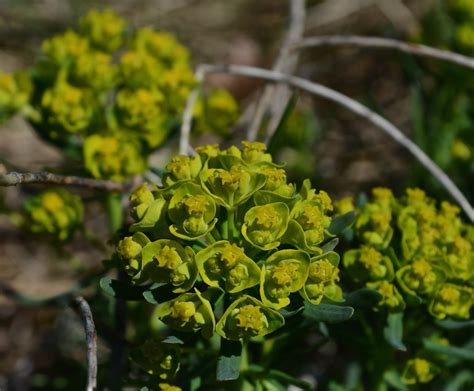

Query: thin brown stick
293,35,474,70
0,171,127,192
247,0,306,141
71,296,97,391
197,63,473,221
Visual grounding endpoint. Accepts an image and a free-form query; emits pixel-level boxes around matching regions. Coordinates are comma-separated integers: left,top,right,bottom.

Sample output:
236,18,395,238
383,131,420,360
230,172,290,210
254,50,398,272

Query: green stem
105,193,123,234
205,233,216,244
227,207,235,241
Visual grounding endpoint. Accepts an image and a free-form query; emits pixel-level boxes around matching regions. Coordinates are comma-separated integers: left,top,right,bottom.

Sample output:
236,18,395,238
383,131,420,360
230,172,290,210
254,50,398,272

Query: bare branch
198,63,474,221
0,171,127,192
179,66,206,155
71,296,97,391
293,35,474,70
247,0,306,141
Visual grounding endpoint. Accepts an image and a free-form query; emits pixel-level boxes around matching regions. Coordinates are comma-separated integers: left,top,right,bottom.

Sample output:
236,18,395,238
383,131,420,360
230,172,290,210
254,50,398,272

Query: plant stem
105,193,123,233
105,192,125,390
227,207,235,241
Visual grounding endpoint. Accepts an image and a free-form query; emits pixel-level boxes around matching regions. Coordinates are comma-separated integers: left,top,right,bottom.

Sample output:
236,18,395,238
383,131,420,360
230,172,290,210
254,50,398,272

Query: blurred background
1,0,472,389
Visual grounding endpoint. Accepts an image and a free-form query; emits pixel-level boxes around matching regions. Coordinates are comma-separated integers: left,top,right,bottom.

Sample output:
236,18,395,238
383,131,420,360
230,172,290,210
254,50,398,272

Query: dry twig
71,296,98,391
293,35,474,70
0,171,127,192
179,66,206,155
247,0,306,142
192,63,473,220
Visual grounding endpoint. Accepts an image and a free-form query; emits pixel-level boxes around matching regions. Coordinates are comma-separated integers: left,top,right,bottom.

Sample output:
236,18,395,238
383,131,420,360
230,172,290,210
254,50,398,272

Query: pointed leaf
328,211,356,235
303,303,354,323
216,339,242,381
384,312,406,351
100,276,146,301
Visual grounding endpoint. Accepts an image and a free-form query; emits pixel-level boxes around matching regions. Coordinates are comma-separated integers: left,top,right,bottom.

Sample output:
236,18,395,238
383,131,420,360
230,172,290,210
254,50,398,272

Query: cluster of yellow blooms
23,189,83,241
337,187,473,385
0,9,240,181
339,187,473,318
116,143,340,363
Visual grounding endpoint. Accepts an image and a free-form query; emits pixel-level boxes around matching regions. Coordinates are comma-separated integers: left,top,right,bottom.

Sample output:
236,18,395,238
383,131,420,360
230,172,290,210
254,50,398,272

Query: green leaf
443,370,474,391
190,377,202,391
99,277,146,301
162,336,184,345
246,365,312,391
267,92,299,154
216,339,242,381
142,283,173,304
423,339,474,361
383,312,406,351
383,370,408,391
328,211,356,235
436,319,474,330
321,238,339,253
345,288,382,308
303,303,354,323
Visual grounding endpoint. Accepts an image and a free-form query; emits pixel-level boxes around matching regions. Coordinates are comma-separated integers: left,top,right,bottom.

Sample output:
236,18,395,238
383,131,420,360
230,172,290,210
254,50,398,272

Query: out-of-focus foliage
0,9,240,181
23,188,84,241
329,187,474,389
408,0,474,199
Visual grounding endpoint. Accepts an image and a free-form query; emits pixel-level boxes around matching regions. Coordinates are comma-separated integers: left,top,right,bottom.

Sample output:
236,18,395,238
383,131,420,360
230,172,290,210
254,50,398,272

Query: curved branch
196,63,473,221
248,0,306,141
179,66,206,155
0,171,127,192
72,296,97,391
293,35,474,70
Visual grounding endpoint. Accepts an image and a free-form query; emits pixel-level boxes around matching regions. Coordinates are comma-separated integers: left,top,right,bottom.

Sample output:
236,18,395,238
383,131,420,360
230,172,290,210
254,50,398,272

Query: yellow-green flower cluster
0,71,32,123
0,9,240,181
342,188,473,319
23,189,83,241
193,89,240,137
115,142,341,341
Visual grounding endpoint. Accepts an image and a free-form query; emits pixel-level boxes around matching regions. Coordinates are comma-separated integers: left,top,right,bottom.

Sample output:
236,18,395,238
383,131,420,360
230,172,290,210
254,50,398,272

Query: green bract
402,358,439,385
200,165,266,209
396,258,445,300
117,232,150,277
157,289,215,338
301,251,343,304
167,182,217,240
355,188,394,249
23,189,83,241
242,203,289,250
260,249,310,309
114,142,342,348
366,280,406,312
428,283,473,319
130,338,180,379
343,246,394,283
216,295,284,340
196,241,260,293
83,134,147,180
140,239,197,292
0,71,31,123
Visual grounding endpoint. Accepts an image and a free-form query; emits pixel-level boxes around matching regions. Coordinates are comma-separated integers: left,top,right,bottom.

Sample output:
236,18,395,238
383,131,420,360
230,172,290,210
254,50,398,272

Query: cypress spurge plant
106,142,355,390
331,188,474,390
